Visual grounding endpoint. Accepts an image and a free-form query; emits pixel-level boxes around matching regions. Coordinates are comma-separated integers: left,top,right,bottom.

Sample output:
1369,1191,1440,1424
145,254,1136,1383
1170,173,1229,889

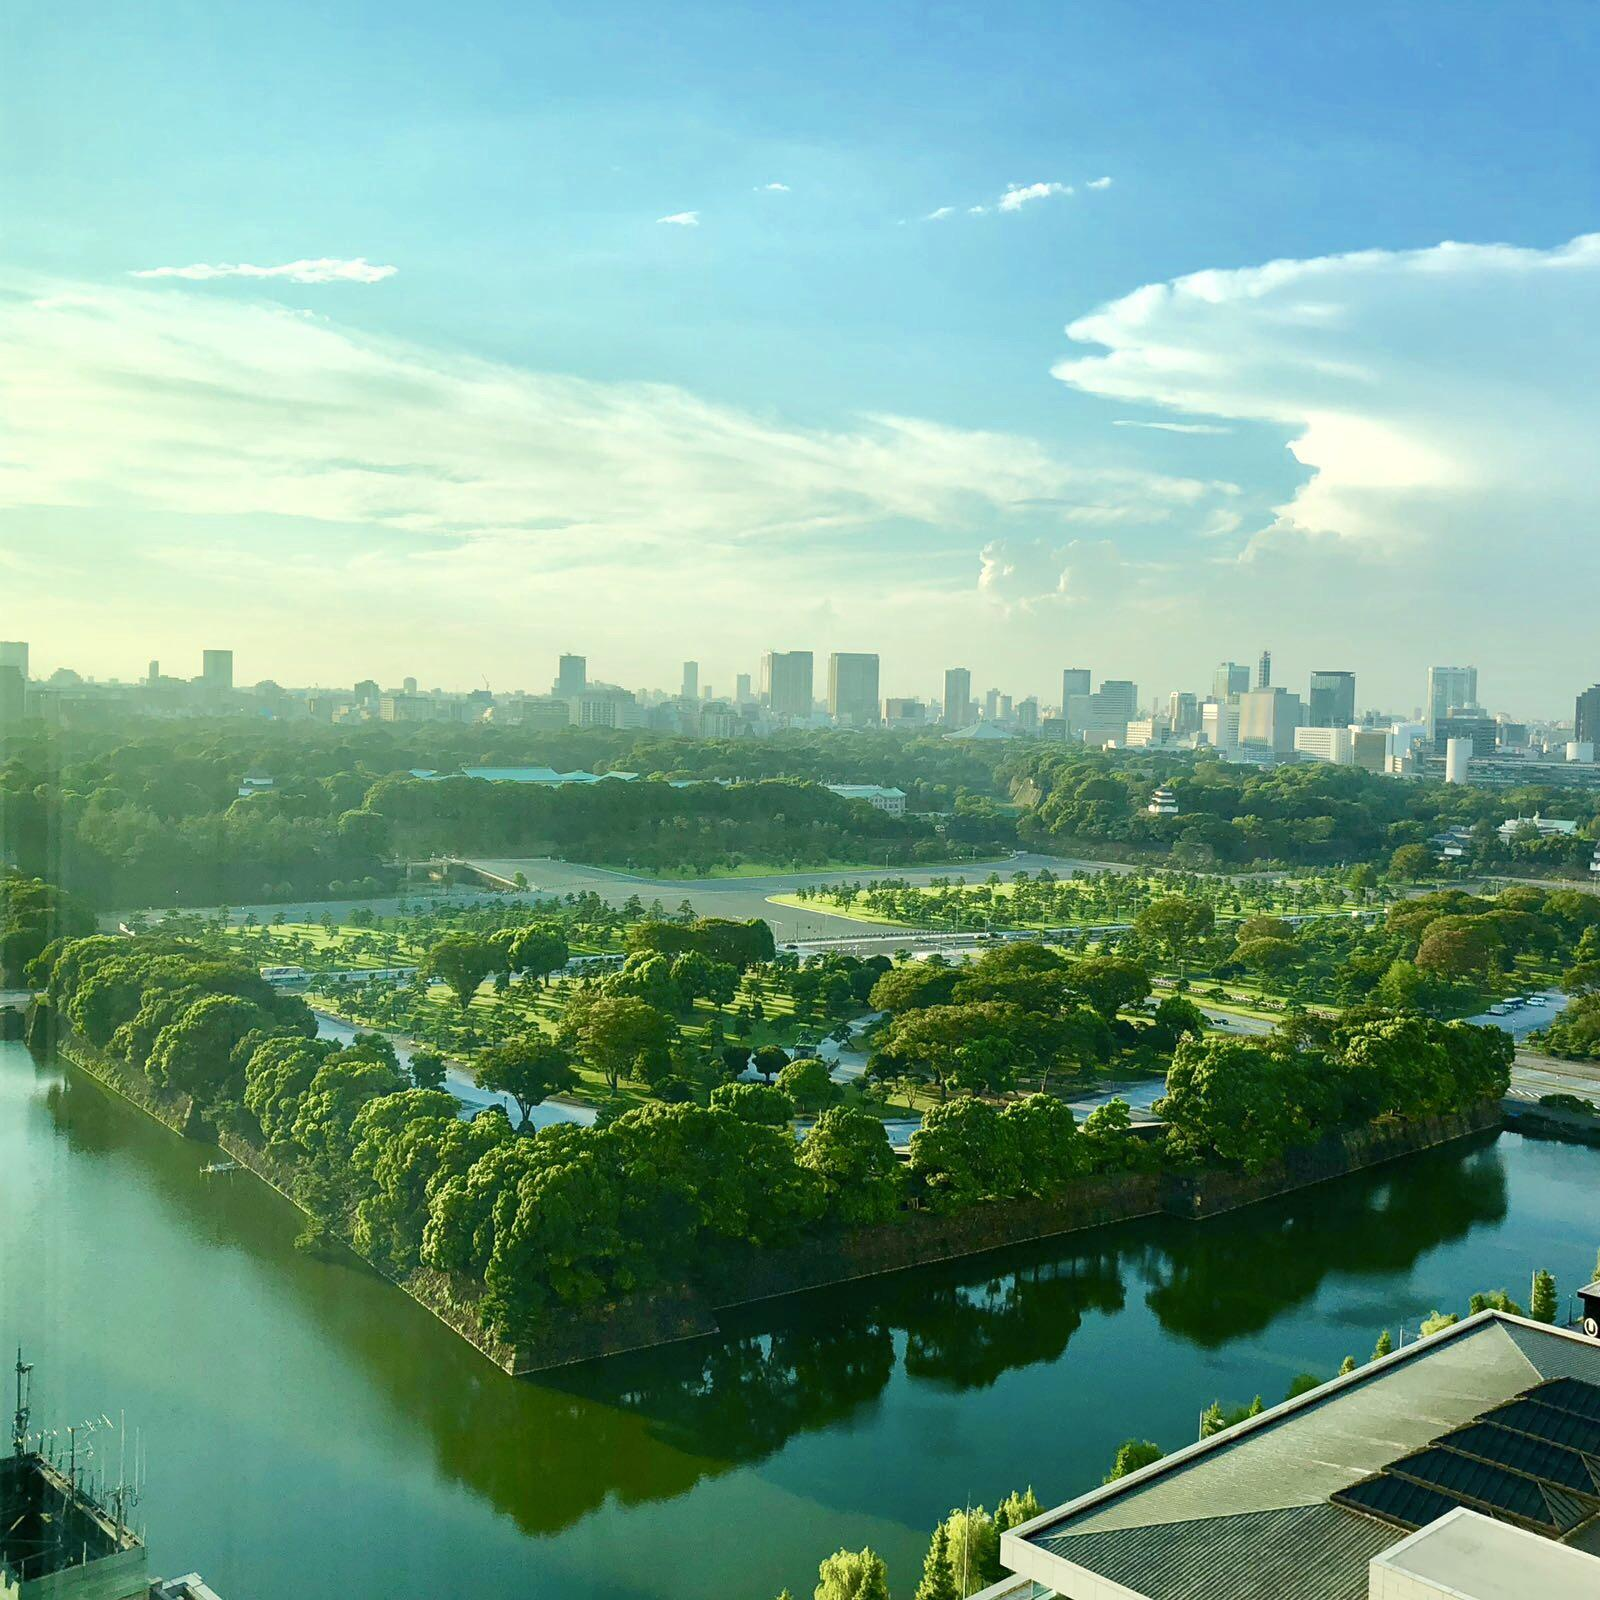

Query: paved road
1506,1048,1600,1110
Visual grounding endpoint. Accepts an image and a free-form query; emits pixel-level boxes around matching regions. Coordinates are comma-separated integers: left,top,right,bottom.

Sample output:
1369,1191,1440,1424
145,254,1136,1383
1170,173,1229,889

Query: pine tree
1372,1328,1394,1360
912,1524,957,1600
1339,1355,1357,1375
1531,1269,1558,1324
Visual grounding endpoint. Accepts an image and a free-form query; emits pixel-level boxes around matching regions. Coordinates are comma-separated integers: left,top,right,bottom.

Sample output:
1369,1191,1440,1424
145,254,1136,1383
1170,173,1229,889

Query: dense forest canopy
3,718,1597,909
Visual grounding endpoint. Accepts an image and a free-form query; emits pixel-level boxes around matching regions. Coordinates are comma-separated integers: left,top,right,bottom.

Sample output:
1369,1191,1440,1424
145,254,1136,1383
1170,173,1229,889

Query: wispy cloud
1087,176,1113,190
130,257,397,285
657,211,700,227
756,182,790,193
998,181,1073,212
925,206,955,221
1113,419,1233,435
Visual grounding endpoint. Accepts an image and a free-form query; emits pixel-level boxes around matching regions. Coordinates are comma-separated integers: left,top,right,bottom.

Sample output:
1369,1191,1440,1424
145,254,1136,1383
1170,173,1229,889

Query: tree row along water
4,1038,1597,1600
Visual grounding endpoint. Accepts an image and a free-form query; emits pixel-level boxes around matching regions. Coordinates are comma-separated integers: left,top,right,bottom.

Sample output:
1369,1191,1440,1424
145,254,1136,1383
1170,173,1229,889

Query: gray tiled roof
1038,1504,1398,1600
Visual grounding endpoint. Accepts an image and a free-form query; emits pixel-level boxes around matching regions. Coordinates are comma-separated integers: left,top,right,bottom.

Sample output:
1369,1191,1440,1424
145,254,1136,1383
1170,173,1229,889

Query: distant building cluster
2,638,1597,793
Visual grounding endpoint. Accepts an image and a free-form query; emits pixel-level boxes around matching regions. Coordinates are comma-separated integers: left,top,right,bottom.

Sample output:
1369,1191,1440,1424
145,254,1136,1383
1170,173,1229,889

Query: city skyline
5,7,1599,707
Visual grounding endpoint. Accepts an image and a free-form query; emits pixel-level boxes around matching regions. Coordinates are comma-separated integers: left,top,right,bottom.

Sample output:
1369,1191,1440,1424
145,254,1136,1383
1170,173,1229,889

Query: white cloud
657,211,700,227
925,206,955,221
1113,419,1233,435
998,181,1073,213
0,274,1222,561
131,257,397,285
757,182,790,193
1087,176,1113,190
967,205,988,216
1054,232,1600,705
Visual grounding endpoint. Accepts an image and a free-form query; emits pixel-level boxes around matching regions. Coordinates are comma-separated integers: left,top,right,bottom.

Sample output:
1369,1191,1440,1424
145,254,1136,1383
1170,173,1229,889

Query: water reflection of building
990,1311,1600,1600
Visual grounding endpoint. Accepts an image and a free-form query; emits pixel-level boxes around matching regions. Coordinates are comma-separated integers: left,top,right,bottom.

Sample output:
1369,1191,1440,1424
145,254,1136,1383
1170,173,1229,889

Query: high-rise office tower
1016,697,1039,731
983,687,1001,721
1238,687,1302,753
1213,662,1250,703
556,654,587,698
1257,650,1272,690
402,676,418,695
146,659,160,685
762,650,814,718
1577,684,1600,747
943,667,973,727
1427,665,1478,724
1168,691,1200,735
201,649,233,691
0,642,29,681
735,672,753,704
827,652,880,726
1061,668,1091,710
1098,680,1139,722
681,661,699,701
1307,671,1356,728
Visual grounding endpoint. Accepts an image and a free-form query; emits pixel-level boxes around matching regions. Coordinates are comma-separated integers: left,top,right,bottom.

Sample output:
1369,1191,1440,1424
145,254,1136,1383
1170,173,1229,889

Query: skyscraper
1575,685,1600,747
762,650,814,719
1213,662,1250,703
1307,671,1356,728
1238,687,1302,753
1427,665,1478,724
556,654,587,698
201,649,233,691
681,661,699,700
1256,649,1272,689
0,642,29,681
1061,668,1091,710
735,672,753,704
943,667,973,727
983,687,1001,721
1167,691,1200,735
827,652,880,725
1098,680,1139,722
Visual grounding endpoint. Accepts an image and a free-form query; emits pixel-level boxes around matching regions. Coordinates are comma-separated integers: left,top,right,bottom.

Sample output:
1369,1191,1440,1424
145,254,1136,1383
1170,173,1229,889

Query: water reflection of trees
1139,1138,1508,1346
21,1056,1514,1543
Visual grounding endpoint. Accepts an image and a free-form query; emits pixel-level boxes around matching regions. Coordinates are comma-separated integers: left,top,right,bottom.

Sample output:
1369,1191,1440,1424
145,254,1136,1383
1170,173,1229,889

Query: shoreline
36,1013,1505,1378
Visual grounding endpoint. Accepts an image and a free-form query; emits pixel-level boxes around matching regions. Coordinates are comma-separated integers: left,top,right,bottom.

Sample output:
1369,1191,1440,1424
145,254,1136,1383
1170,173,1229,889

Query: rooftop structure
997,1311,1600,1600
3,1353,222,1600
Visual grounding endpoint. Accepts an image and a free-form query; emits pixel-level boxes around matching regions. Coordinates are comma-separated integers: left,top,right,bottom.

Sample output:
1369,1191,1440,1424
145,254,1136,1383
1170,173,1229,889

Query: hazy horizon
5,2,1597,714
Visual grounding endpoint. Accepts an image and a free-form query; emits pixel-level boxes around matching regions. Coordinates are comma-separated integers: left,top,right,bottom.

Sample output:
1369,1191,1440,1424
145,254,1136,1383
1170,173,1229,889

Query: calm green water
3,1038,1597,1599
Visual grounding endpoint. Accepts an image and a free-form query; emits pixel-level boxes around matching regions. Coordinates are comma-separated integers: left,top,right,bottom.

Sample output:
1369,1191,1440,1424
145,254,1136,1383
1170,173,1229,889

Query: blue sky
4,1,1598,713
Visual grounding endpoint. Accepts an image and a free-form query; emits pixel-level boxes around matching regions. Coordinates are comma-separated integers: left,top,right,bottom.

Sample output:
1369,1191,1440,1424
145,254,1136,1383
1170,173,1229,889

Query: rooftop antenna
12,1346,33,1456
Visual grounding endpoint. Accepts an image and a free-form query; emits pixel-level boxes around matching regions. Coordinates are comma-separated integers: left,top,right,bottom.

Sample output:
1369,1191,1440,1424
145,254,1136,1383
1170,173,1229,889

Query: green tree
1104,1439,1163,1483
1420,1310,1459,1336
1389,843,1435,881
776,1056,839,1114
475,1035,578,1128
1066,955,1151,1019
1157,1036,1311,1172
813,1547,889,1600
1372,1329,1393,1360
798,1106,902,1225
751,1042,790,1082
1530,1269,1558,1324
409,1048,447,1092
572,996,677,1094
509,923,570,984
425,933,499,1011
1134,895,1215,977
907,1098,1020,1212
1468,1288,1524,1316
709,1081,794,1125
867,962,959,1014
146,993,271,1100
912,1522,957,1600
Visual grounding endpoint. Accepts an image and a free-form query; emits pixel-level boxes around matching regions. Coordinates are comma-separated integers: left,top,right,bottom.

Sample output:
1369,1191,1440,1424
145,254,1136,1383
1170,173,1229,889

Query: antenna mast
12,1346,32,1456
